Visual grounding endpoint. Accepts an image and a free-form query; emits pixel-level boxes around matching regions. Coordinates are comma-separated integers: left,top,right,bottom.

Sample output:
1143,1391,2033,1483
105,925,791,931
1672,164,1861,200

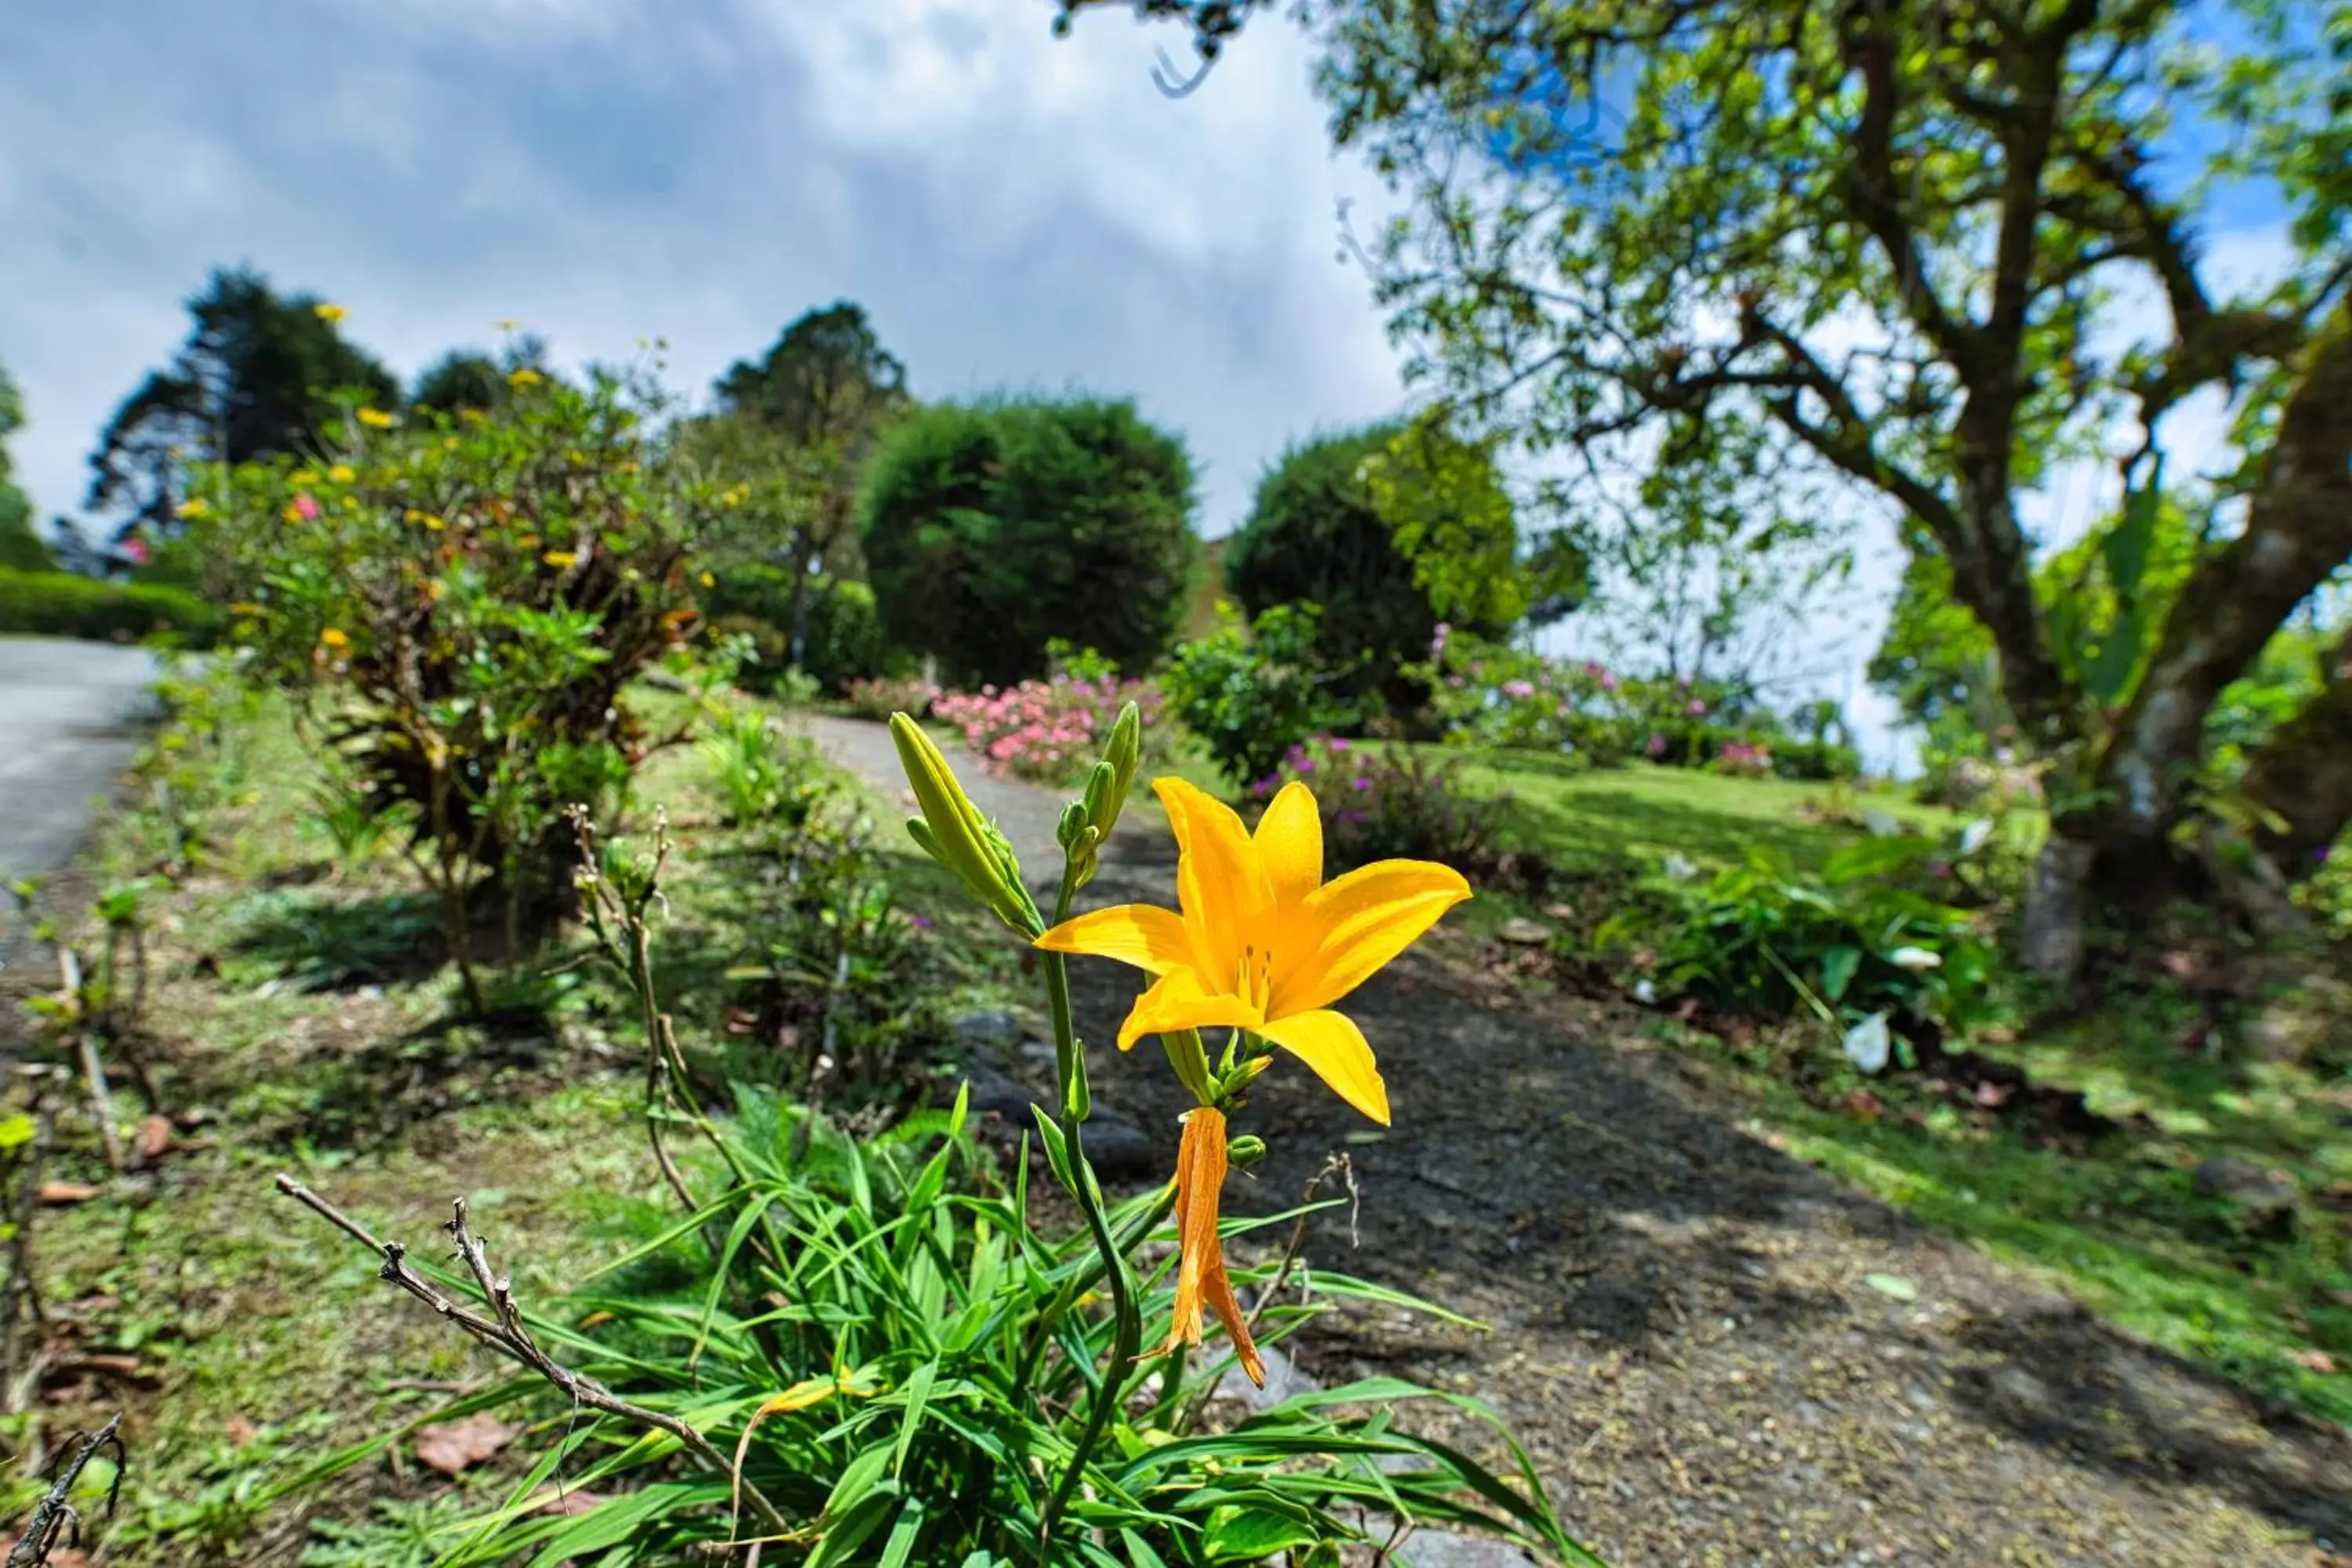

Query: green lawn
1450,749,1959,874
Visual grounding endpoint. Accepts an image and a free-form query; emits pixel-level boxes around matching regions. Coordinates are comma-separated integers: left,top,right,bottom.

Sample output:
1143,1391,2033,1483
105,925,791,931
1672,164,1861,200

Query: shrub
934,668,1171,786
193,368,716,1010
1164,601,1363,787
1258,734,1512,878
860,396,1200,685
0,512,56,573
702,564,903,692
844,673,940,721
1224,421,1516,714
0,569,222,645
1608,836,1995,1048
1414,630,1628,764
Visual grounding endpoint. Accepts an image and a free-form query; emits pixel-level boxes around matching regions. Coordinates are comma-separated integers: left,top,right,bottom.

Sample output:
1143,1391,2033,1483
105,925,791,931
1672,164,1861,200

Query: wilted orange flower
1157,1105,1262,1385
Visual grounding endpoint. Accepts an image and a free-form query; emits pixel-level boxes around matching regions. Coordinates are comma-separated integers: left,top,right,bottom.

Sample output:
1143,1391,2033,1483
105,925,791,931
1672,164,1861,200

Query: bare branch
274,1174,792,1535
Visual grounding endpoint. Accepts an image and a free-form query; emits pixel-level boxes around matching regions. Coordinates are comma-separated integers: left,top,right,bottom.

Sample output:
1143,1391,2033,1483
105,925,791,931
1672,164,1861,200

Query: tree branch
274,1175,792,1535
2110,298,2352,829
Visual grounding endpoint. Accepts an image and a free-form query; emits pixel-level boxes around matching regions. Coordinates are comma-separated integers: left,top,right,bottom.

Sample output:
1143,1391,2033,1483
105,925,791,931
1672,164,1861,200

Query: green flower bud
890,713,1040,933
1225,1134,1267,1167
1091,702,1142,839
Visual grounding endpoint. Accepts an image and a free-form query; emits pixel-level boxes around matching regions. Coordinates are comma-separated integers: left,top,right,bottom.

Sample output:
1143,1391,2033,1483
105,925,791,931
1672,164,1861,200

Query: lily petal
1255,1009,1390,1125
1155,777,1269,982
1034,903,1192,975
1276,859,1472,1015
1116,967,1262,1051
1254,781,1323,909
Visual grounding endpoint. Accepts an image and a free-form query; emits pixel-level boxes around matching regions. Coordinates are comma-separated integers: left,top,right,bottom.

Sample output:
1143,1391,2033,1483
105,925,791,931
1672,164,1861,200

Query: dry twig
273,1175,791,1533
5,1413,124,1567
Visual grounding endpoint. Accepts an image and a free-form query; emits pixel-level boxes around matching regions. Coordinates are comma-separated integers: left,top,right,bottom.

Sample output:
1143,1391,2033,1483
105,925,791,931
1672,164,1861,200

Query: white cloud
0,0,1403,538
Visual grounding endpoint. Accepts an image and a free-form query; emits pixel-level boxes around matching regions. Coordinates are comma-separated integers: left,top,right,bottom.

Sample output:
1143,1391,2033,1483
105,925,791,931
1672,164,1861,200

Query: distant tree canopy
412,333,556,416
1223,419,1542,711
681,302,915,666
715,301,909,449
860,396,1200,686
0,361,53,572
87,267,397,539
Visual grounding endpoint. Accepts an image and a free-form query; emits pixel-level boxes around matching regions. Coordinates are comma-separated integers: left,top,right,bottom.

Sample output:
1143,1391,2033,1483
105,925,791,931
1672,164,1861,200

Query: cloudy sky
0,0,2296,771
1,0,1405,532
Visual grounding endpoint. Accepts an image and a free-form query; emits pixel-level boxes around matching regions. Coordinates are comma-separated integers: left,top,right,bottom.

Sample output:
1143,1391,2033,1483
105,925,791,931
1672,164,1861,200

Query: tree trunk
2241,622,2352,880
2017,829,2100,979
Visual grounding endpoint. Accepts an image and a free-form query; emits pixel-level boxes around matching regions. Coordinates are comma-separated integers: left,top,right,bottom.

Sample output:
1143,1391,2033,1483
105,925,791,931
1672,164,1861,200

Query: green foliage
411,333,555,417
1164,602,1363,787
702,565,904,692
1609,837,1996,1041
699,706,827,829
715,300,909,445
0,361,49,572
86,267,397,537
1224,421,1515,712
0,569,222,645
861,396,1200,685
296,1090,1586,1565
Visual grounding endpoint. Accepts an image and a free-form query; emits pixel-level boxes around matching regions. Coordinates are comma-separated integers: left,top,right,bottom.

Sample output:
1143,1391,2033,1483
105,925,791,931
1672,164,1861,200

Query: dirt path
804,714,2350,1568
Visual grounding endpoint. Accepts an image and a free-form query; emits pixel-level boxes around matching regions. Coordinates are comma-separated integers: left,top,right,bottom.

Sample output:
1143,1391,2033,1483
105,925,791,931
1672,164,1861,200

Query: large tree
684,302,913,664
87,267,397,538
1070,0,2352,974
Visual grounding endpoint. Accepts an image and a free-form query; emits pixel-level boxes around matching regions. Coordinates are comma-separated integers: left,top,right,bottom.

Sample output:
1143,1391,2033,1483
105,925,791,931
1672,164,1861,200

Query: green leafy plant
1164,602,1362,788
1610,837,1996,1049
699,706,825,829
1259,735,1512,879
0,569,223,645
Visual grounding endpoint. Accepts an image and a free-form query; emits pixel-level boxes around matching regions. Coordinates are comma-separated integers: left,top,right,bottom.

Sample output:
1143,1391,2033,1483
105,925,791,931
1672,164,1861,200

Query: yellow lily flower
1034,777,1470,1126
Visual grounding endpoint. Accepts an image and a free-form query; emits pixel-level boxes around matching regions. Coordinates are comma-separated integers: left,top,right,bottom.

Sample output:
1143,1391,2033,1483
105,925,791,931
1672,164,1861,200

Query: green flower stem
1035,860,1142,1559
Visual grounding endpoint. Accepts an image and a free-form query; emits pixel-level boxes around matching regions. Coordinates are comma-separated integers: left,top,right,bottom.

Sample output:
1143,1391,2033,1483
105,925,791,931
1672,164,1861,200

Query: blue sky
0,0,2299,774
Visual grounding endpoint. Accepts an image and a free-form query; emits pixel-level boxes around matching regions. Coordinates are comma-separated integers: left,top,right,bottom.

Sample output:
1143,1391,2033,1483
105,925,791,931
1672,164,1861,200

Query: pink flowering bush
935,672,1171,785
1715,738,1774,777
1408,630,1631,764
1254,734,1510,876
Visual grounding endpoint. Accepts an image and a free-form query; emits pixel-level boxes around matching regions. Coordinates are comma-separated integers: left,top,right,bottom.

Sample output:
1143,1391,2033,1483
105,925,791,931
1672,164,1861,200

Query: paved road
0,637,161,887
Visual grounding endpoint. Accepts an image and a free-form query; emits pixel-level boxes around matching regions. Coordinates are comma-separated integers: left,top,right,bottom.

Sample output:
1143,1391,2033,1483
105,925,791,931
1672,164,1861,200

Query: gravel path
801,713,2350,1567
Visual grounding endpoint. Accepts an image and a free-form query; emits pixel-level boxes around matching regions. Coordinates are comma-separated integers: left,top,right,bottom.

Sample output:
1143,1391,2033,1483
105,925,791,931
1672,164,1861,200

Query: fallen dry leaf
2288,1348,2336,1374
139,1114,173,1160
416,1413,520,1475
528,1486,603,1516
38,1181,101,1206
227,1414,258,1447
1844,1088,1886,1119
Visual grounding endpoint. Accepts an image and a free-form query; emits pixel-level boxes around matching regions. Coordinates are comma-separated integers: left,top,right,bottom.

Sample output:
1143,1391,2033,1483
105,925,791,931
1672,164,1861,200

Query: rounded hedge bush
1223,422,1516,715
859,397,1199,686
